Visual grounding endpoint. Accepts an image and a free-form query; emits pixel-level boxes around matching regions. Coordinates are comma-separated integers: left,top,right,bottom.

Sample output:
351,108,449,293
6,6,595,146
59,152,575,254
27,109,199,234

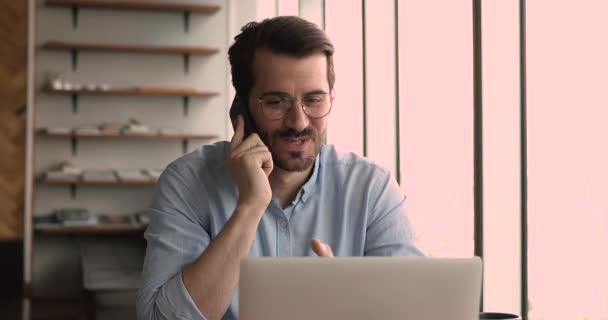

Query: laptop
239,257,482,320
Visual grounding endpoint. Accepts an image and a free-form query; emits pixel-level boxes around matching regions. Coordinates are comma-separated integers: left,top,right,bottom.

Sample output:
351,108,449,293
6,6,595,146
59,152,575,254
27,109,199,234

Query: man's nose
284,102,310,132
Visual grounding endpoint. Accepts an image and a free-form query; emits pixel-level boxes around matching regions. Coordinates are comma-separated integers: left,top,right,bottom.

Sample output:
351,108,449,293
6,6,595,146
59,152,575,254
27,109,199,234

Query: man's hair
228,16,335,100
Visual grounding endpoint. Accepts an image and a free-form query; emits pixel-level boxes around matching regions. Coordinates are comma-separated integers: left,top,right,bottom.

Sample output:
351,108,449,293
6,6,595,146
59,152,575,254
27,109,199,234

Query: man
137,16,422,320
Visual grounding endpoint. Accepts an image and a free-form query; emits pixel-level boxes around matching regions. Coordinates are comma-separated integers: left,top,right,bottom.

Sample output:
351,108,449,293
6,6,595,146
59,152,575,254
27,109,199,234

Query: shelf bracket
71,6,79,29
182,139,189,154
71,136,78,156
70,184,77,199
182,96,189,116
71,93,79,114
71,49,79,71
183,11,191,33
183,54,190,74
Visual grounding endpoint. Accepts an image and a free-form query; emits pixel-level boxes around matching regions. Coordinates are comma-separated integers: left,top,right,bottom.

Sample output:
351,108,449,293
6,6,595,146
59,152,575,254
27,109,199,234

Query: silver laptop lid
240,257,482,320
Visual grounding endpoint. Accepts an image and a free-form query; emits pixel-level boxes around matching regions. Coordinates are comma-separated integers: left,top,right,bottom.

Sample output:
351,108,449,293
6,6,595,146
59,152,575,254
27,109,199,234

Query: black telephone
229,94,256,137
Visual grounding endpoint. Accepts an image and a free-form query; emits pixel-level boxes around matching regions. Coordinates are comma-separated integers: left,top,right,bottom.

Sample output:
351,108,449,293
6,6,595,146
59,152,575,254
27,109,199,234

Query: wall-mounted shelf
42,41,220,73
43,86,219,115
40,130,217,140
35,225,146,236
40,175,158,198
42,41,220,55
44,86,218,97
39,129,218,155
43,179,157,186
45,0,221,31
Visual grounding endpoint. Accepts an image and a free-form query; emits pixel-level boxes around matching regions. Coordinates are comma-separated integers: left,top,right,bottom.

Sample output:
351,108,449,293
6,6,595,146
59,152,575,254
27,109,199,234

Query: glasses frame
256,91,335,120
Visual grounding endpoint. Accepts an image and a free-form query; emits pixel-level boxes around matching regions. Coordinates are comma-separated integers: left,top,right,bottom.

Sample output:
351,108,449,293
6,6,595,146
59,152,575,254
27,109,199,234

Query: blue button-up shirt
137,141,422,320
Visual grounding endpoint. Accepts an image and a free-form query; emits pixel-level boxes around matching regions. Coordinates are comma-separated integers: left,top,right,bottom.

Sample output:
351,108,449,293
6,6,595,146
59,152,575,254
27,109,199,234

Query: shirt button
279,220,288,229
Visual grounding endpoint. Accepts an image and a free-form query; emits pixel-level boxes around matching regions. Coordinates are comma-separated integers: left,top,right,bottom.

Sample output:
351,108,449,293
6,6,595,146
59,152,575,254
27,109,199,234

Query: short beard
258,128,325,172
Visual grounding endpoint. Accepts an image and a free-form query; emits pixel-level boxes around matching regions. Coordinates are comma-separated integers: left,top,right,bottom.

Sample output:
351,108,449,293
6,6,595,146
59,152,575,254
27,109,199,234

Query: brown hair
228,16,335,101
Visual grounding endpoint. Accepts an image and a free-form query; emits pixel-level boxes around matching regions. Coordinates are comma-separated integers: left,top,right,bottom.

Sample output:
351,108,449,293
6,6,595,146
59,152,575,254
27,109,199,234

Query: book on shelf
75,125,101,135
46,170,80,181
116,169,154,182
34,210,150,230
34,208,98,227
97,213,136,226
62,215,99,226
99,122,123,134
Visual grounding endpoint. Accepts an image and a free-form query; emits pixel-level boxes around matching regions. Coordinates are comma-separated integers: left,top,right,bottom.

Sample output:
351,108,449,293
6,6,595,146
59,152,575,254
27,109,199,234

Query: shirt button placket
277,218,291,256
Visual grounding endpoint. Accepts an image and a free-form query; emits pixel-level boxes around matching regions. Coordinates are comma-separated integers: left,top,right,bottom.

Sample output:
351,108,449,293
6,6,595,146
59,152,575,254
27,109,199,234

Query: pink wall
527,1,608,318
324,0,364,156
398,0,474,257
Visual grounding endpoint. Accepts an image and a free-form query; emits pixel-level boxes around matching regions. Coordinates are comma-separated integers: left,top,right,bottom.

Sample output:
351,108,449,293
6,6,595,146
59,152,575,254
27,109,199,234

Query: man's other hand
311,239,334,257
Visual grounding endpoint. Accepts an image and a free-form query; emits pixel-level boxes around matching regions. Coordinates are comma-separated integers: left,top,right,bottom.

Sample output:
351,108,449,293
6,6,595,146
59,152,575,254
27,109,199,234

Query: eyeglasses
257,92,333,120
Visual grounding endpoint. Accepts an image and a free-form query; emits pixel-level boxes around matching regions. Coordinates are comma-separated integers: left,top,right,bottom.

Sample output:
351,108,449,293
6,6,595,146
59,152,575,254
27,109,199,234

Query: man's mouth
279,136,311,149
285,138,307,144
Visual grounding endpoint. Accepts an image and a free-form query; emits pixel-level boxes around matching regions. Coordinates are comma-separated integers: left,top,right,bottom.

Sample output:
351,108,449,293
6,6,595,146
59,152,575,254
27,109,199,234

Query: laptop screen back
239,257,482,320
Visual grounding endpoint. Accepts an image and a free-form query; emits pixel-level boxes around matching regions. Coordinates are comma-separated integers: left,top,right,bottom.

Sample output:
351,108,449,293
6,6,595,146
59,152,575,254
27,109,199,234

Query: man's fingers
232,133,267,155
311,239,334,257
232,145,269,158
230,115,245,151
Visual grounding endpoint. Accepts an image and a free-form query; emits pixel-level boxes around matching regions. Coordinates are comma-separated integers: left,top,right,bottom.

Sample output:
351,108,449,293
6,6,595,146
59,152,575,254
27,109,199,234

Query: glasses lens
261,96,289,119
303,94,330,118
260,93,332,119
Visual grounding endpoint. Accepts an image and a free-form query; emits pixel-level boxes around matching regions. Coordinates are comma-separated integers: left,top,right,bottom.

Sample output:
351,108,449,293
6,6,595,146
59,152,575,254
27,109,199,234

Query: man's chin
273,154,316,172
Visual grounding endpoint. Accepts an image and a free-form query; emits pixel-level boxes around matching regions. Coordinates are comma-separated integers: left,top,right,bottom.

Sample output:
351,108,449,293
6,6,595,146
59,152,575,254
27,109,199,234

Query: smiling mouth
286,138,306,144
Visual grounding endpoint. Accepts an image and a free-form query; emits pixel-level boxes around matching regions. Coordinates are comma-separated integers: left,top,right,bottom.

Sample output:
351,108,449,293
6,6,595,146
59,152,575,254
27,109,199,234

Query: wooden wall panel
0,0,27,240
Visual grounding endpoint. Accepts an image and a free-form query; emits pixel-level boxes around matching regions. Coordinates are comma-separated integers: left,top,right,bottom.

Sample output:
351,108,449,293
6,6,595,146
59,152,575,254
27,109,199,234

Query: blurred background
0,0,606,319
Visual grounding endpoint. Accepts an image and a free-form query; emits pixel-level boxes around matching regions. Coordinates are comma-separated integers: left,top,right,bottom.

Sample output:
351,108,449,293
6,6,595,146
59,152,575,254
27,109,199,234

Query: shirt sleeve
364,170,425,257
136,165,210,320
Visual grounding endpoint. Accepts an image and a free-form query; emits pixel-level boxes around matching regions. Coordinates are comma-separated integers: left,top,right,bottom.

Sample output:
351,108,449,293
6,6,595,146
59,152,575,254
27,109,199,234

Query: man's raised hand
225,115,274,214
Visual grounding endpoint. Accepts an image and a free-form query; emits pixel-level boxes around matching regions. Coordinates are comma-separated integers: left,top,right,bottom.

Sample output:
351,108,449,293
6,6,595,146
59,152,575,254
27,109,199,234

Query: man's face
248,48,330,172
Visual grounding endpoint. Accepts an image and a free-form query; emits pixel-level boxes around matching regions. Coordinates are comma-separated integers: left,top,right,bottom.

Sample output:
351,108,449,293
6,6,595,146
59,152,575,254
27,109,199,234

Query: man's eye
304,96,323,104
265,99,283,106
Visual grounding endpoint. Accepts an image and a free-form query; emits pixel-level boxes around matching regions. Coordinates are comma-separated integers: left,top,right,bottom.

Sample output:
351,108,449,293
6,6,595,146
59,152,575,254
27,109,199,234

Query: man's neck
269,164,314,209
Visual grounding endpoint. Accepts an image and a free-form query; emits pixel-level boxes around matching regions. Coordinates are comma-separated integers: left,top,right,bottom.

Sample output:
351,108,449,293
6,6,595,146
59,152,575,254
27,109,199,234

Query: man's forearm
182,205,263,320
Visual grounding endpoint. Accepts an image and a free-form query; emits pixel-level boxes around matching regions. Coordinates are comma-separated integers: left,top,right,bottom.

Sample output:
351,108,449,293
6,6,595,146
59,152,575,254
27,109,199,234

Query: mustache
276,128,315,138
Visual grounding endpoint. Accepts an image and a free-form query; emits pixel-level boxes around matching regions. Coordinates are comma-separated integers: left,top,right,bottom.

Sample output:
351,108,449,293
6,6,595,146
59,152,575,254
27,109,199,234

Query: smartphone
229,94,256,137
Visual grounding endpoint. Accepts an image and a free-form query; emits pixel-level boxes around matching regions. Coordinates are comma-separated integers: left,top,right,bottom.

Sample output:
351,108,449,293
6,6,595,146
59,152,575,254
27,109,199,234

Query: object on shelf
99,121,122,134
116,169,153,183
45,127,72,135
122,118,153,135
74,125,101,135
55,207,90,221
63,215,98,226
44,78,115,93
45,71,65,90
144,168,163,180
33,214,58,226
97,213,136,226
45,161,82,181
133,210,150,225
82,169,117,182
52,207,98,226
